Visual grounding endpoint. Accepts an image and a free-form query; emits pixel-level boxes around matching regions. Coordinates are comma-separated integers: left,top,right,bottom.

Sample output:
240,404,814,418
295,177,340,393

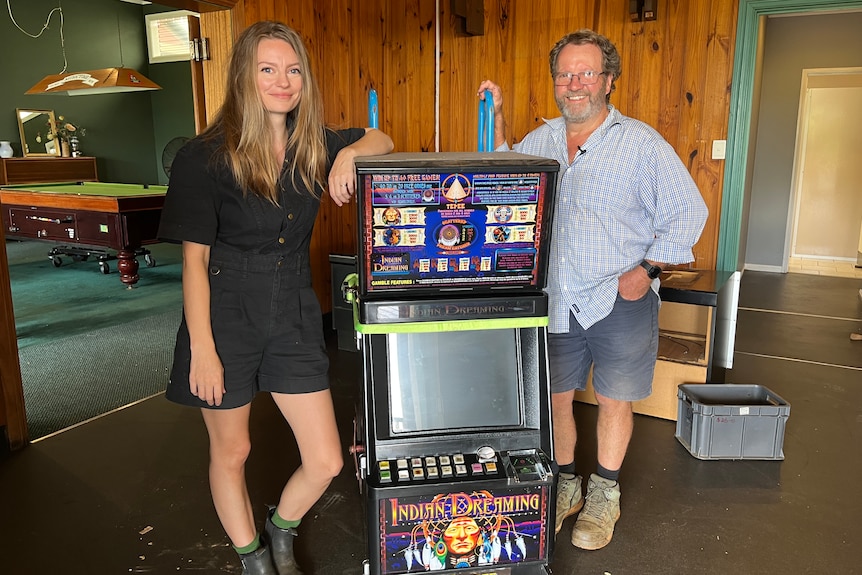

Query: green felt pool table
0,182,168,288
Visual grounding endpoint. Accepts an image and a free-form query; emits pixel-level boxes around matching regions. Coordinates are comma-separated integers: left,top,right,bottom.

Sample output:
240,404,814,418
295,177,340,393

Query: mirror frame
16,108,61,157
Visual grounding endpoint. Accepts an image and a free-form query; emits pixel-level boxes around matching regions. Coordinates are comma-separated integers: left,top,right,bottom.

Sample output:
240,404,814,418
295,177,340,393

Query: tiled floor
787,256,862,278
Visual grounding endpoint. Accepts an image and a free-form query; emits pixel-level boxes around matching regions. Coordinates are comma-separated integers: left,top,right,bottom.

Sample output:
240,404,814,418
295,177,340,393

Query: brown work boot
554,473,584,534
571,474,621,550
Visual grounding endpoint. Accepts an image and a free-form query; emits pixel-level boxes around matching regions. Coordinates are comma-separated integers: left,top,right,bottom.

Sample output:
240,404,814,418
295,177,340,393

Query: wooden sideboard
0,157,98,185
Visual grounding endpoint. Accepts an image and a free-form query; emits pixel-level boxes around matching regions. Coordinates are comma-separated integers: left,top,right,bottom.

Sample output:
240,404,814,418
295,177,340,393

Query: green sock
272,509,301,530
233,533,261,555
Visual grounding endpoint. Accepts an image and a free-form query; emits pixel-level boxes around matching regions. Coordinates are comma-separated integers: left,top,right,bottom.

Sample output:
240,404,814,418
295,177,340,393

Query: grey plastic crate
675,384,790,460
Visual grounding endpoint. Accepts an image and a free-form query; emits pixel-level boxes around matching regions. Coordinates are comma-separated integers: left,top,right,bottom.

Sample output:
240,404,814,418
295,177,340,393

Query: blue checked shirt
503,106,708,331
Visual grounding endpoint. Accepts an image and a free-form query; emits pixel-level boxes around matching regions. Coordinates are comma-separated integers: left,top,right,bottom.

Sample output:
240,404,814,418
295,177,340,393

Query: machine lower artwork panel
371,482,551,574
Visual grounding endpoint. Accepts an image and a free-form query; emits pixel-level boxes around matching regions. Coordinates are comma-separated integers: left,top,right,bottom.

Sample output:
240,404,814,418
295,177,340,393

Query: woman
158,21,393,575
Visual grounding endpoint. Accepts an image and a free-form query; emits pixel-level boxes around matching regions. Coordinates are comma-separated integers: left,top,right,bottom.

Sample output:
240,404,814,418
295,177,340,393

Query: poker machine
345,152,561,575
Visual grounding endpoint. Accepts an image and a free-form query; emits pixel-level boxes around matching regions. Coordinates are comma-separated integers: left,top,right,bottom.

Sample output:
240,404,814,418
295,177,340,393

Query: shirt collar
541,104,623,150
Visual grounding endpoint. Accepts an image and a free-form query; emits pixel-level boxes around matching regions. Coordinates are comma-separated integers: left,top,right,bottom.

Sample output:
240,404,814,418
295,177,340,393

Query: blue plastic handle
478,95,486,151
485,90,494,152
478,90,494,151
368,89,379,129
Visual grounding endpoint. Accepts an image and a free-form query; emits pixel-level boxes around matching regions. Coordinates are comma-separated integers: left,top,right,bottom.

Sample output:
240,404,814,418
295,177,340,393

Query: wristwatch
639,260,663,279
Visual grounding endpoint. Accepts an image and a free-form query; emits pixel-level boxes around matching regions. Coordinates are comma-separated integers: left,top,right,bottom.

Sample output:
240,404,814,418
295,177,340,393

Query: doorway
718,0,862,272
788,69,862,270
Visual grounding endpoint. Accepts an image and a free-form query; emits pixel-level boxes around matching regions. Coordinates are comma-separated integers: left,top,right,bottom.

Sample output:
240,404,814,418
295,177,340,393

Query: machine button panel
374,450,508,485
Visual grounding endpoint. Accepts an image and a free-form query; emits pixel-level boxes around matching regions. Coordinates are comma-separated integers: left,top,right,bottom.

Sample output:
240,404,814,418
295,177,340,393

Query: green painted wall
0,0,195,185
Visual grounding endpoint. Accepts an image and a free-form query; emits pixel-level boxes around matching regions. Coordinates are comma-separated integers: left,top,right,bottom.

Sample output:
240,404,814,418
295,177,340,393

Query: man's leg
552,389,583,533
547,314,592,534
571,291,658,550
552,389,578,470
595,394,634,473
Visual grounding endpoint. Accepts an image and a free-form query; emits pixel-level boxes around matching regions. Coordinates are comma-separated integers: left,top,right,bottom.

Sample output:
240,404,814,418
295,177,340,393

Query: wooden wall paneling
655,0,687,148
211,0,739,309
200,8,238,123
695,0,738,269
381,0,437,154
439,0,522,152
314,0,359,312
507,2,543,145
677,0,713,267
441,5,487,152
435,0,736,271
635,23,665,134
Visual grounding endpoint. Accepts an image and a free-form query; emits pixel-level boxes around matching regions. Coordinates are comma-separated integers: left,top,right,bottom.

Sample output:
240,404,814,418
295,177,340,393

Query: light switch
712,140,726,160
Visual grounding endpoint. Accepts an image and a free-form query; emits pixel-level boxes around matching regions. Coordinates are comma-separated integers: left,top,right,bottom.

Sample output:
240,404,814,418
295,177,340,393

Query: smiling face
553,43,612,126
256,37,303,117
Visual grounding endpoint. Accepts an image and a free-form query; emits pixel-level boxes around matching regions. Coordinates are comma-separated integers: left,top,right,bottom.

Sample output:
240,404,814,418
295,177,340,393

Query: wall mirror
16,108,60,157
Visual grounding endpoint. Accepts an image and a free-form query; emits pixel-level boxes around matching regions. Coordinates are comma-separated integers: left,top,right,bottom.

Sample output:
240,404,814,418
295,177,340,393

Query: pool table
0,182,167,288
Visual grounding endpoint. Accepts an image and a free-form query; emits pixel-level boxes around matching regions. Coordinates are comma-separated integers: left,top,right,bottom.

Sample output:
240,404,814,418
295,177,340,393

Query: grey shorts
166,249,330,410
548,290,659,401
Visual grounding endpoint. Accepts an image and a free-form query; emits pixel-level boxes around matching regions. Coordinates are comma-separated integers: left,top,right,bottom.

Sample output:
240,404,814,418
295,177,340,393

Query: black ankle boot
240,543,278,575
265,505,304,575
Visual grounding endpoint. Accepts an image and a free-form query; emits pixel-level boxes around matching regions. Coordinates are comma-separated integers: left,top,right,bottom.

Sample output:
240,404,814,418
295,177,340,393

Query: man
477,29,707,551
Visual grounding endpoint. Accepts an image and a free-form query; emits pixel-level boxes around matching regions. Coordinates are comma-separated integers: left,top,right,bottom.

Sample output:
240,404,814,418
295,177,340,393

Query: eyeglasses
553,70,605,86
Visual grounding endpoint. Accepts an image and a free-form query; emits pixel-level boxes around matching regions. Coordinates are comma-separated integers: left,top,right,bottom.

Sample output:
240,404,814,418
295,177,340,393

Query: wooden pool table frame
0,182,167,288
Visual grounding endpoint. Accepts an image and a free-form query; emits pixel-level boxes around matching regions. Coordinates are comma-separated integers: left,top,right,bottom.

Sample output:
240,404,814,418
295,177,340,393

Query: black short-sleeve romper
157,128,366,409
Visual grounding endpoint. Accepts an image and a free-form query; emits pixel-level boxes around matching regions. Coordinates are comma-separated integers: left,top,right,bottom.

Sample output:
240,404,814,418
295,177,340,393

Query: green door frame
718,0,862,271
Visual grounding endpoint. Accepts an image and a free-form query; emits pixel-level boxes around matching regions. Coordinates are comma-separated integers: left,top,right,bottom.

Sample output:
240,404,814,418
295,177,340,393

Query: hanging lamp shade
25,67,161,96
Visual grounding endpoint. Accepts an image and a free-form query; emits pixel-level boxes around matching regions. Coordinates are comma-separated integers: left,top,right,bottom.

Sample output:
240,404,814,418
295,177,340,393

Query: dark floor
1,271,861,574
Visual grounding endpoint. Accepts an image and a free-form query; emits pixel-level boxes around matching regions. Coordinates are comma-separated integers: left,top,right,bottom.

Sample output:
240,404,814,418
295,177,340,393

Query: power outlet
712,140,726,160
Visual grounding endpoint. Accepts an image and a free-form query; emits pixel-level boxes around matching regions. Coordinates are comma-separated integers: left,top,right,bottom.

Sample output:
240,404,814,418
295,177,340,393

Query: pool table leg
116,249,140,288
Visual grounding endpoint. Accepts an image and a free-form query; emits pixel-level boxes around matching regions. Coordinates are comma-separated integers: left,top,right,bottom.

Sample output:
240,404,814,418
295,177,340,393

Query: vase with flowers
54,116,86,157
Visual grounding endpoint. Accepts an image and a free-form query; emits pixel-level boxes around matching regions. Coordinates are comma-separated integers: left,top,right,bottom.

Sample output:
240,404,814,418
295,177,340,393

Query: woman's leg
200,404,257,547
270,389,343,520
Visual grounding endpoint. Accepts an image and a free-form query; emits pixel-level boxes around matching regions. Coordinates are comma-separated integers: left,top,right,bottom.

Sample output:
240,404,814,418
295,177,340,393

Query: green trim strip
354,312,548,334
718,0,862,271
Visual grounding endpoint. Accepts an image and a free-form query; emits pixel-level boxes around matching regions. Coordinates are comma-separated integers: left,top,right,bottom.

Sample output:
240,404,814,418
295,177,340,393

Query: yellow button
278,237,285,244
287,213,294,220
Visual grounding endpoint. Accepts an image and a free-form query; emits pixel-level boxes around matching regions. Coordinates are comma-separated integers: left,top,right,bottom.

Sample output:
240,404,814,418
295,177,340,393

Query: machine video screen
356,152,559,298
385,328,523,435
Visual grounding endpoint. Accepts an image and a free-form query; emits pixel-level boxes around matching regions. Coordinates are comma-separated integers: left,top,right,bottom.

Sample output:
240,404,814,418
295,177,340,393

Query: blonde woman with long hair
158,21,393,575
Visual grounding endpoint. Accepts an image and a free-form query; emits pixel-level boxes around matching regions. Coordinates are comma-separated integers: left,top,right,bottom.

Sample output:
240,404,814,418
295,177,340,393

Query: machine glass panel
387,328,523,436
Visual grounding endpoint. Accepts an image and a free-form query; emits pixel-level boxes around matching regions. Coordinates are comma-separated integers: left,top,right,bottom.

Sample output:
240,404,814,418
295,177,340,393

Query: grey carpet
21,308,181,440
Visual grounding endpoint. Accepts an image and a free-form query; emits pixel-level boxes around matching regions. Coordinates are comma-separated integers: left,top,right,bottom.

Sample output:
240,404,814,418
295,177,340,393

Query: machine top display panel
355,152,559,299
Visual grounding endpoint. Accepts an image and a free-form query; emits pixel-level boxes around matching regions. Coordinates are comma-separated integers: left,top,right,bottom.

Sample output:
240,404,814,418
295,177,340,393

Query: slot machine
346,152,560,575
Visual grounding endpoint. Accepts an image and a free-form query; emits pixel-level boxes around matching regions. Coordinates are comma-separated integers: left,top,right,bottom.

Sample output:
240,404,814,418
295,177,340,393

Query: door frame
718,0,862,271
